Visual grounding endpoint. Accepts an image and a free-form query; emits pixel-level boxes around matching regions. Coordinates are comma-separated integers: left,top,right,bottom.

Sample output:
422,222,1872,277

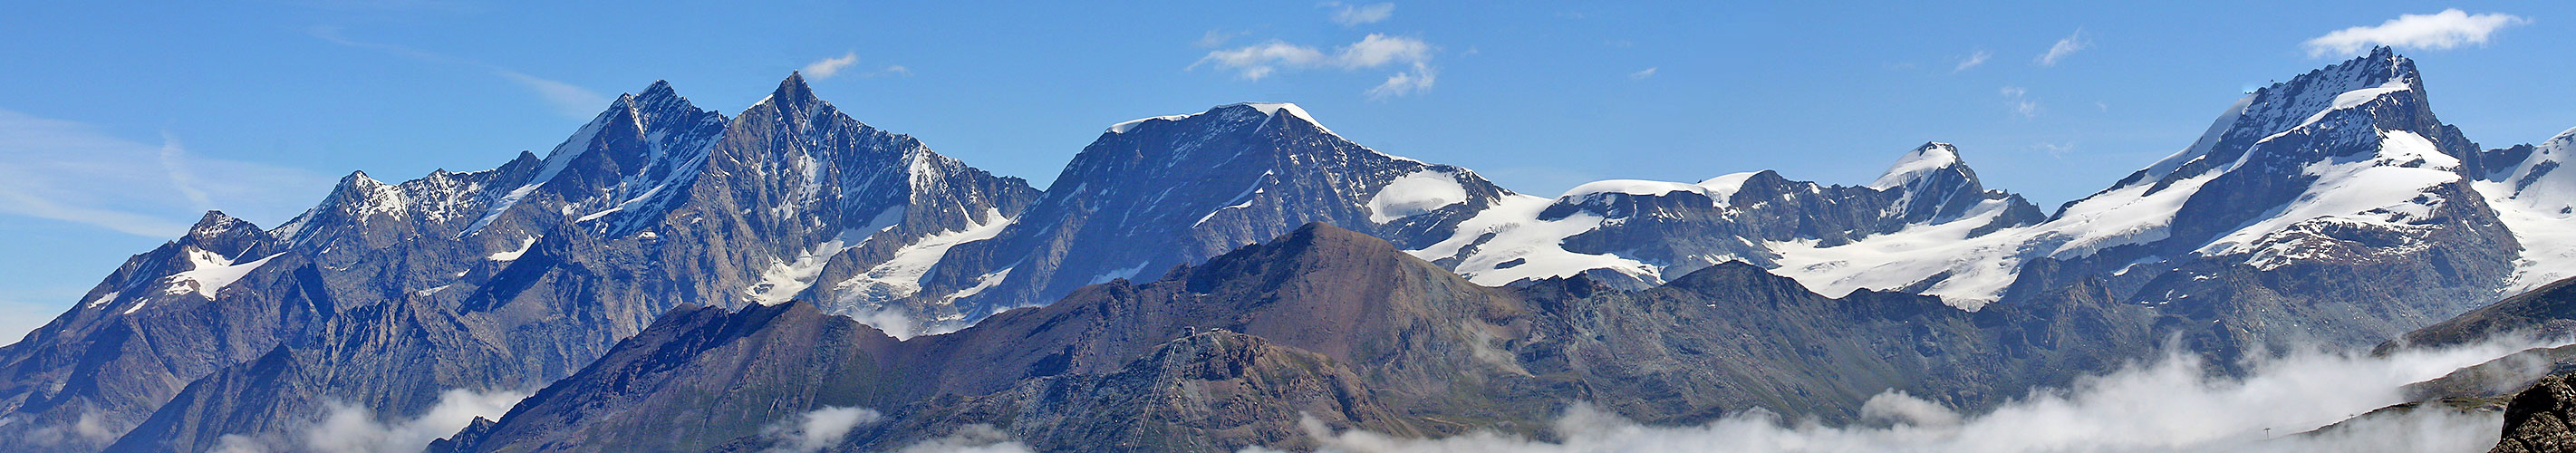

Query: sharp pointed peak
634,80,680,101
774,72,815,101
339,169,382,186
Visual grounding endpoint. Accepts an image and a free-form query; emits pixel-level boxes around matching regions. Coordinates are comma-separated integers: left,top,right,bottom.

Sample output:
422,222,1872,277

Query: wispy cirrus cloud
867,65,913,78
1954,50,1992,72
1628,67,1658,80
1195,29,1251,48
309,26,608,120
1194,34,1440,98
2001,86,2039,118
2303,9,2529,57
1326,2,1396,26
0,109,330,238
2036,29,2088,66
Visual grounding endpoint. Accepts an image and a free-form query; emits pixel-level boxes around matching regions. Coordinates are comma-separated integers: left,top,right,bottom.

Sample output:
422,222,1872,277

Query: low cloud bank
1259,337,2558,453
762,405,884,453
212,388,526,453
892,424,1035,453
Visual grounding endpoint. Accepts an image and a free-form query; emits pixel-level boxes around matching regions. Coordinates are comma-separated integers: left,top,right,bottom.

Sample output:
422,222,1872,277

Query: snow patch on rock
2479,127,2576,291
1410,194,1661,286
158,248,284,302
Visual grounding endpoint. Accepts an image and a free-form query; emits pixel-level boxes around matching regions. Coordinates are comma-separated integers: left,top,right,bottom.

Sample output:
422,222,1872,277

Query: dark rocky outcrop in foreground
2493,374,2576,452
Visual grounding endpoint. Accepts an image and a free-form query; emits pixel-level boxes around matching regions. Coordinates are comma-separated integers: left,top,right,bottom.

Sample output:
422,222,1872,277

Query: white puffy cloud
1366,63,1438,100
1339,34,1433,68
761,406,885,453
1247,336,2556,453
2303,9,2529,57
1328,3,1396,26
2036,30,2088,66
802,52,862,79
1194,34,1439,98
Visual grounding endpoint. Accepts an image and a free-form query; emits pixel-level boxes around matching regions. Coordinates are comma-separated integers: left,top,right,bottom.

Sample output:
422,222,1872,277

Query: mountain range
4,47,2574,451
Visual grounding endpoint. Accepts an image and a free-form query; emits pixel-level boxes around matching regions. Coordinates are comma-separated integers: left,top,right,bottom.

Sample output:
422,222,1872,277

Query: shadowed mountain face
2400,276,2576,351
447,224,2167,452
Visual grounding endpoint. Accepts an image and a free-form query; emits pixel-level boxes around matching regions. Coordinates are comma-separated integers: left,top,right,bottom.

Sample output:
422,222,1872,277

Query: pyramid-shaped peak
770,72,816,105
1869,142,1969,189
634,80,682,103
2258,46,2419,100
620,80,705,117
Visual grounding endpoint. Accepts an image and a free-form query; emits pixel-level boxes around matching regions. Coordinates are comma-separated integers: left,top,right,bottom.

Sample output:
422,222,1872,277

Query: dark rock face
2398,276,2576,351
455,224,2166,452
2494,374,2576,452
865,331,1413,452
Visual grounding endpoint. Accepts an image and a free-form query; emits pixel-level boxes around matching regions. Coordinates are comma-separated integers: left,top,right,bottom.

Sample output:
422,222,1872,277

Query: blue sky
3,1,2572,342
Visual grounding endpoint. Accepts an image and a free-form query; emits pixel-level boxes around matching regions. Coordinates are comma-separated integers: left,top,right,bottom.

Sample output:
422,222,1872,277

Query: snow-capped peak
2221,47,2419,148
1227,102,1318,122
1869,142,1965,189
1106,101,1334,135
